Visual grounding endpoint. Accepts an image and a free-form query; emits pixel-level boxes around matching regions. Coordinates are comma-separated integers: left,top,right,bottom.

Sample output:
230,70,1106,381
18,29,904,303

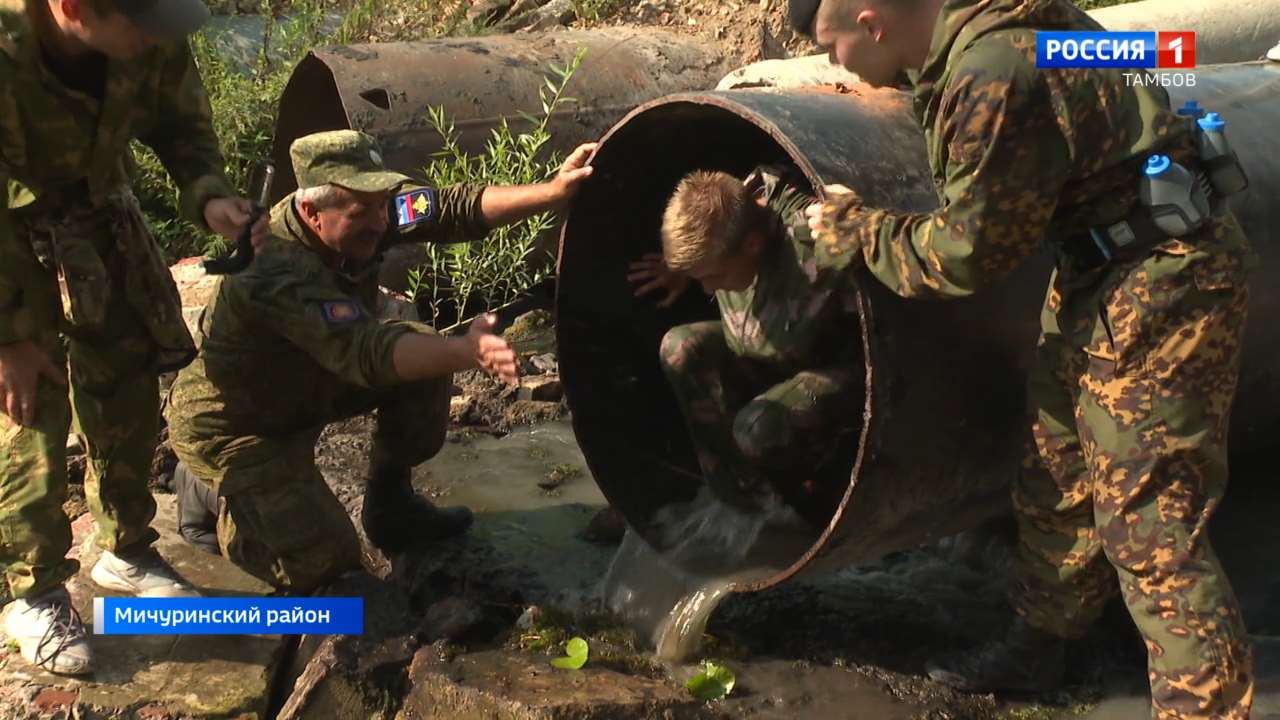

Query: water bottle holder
1201,154,1250,197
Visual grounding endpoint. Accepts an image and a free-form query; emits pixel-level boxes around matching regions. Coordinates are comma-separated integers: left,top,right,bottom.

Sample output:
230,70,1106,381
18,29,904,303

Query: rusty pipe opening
558,92,891,592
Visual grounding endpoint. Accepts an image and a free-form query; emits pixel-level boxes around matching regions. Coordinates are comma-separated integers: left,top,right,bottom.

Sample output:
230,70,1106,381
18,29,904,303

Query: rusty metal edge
557,88,882,593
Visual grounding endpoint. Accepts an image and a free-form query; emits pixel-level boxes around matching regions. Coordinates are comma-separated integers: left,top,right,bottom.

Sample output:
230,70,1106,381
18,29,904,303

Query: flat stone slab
0,495,284,720
402,648,709,720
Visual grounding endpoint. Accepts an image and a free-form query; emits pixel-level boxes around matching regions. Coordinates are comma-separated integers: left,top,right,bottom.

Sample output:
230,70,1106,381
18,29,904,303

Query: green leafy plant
134,0,478,262
408,47,588,332
550,636,589,670
686,661,736,702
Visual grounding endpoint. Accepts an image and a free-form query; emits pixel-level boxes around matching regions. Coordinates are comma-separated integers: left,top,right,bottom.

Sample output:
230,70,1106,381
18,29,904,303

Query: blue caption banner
1037,31,1156,68
93,597,364,635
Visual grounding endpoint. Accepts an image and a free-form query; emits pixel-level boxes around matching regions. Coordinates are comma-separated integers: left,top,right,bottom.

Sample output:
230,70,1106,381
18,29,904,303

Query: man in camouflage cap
627,166,861,518
795,0,1254,716
0,0,270,675
165,129,596,595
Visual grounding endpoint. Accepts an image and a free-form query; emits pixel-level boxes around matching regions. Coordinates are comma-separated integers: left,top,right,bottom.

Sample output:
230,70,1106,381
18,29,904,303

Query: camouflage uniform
0,3,231,599
165,134,488,593
661,171,862,517
813,0,1254,716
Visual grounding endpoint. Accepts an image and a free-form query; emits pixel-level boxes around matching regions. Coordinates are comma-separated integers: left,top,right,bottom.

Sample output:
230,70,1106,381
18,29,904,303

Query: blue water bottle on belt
1195,112,1250,196
1140,154,1210,237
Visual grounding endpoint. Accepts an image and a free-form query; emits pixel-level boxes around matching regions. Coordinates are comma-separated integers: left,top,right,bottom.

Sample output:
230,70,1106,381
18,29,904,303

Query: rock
169,257,218,341
416,597,486,643
501,0,574,31
450,394,477,425
716,52,862,90
467,0,516,26
0,496,284,719
503,400,564,429
274,573,418,720
529,353,559,374
403,648,710,719
1270,40,1280,62
503,309,557,356
537,463,581,491
579,506,628,546
518,375,563,403
515,606,542,631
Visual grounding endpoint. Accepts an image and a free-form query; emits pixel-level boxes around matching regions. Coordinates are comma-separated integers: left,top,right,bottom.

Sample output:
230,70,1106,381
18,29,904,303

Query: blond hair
661,170,758,272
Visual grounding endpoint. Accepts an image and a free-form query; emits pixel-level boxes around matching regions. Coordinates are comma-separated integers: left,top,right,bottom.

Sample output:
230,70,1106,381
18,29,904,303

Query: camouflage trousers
168,374,451,594
1010,219,1254,719
0,218,163,599
658,320,860,515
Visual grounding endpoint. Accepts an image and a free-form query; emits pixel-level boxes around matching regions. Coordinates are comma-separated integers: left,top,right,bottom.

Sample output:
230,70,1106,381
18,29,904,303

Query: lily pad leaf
686,661,736,702
550,636,589,670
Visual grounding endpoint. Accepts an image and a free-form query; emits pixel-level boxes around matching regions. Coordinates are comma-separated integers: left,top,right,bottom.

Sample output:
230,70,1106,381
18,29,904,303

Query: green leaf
686,662,736,702
550,636,589,670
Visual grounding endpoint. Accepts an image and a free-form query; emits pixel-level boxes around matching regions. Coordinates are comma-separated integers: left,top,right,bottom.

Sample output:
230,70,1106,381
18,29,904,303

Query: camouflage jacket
815,0,1235,298
0,1,233,345
717,169,859,369
165,184,486,439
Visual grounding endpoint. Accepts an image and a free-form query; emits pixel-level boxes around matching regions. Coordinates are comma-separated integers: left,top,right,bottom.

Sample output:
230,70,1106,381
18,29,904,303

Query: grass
570,0,626,24
509,605,666,677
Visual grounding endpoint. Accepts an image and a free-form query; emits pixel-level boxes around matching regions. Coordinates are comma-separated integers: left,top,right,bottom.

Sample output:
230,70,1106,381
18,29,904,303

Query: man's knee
658,323,722,376
220,486,362,594
373,377,450,467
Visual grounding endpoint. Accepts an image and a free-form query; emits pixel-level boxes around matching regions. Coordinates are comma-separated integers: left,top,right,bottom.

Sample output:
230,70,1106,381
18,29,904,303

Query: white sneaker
90,549,200,598
1,587,94,675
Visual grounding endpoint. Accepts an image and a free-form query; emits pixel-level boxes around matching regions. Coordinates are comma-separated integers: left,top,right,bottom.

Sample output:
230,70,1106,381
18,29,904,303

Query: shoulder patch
320,300,367,326
394,188,439,228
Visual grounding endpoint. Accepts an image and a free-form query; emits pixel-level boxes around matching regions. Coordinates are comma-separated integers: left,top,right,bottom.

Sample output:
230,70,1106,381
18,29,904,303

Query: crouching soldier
629,168,862,516
165,129,596,594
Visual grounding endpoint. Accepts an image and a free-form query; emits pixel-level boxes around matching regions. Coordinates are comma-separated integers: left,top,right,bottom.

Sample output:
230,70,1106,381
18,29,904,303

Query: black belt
1076,206,1169,270
10,178,98,218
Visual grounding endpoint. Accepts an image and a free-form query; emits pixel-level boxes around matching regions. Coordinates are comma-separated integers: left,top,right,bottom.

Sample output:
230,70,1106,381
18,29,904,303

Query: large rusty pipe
557,61,1280,592
270,28,729,202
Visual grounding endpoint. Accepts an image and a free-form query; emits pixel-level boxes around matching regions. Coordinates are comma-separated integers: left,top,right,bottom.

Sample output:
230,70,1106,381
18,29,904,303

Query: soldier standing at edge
791,0,1255,716
0,0,268,675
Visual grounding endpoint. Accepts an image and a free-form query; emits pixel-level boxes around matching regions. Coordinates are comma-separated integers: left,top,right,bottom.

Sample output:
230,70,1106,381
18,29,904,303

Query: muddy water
602,530,741,663
416,422,615,603
603,487,813,662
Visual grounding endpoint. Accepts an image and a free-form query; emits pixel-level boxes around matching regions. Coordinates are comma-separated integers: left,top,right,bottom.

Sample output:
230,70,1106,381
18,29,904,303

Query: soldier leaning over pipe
0,0,271,676
792,0,1254,716
164,130,596,595
628,166,862,519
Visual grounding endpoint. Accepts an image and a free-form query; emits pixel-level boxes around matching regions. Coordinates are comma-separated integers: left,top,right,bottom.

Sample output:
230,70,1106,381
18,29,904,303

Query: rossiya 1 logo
1036,30,1198,87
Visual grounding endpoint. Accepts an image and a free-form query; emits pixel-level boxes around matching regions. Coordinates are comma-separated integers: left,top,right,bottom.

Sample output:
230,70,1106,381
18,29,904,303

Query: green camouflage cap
789,0,821,38
111,0,211,40
290,130,411,194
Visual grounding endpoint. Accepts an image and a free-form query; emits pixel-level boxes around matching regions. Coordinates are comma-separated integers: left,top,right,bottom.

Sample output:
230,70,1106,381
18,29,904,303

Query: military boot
925,617,1065,693
173,461,220,555
361,464,473,553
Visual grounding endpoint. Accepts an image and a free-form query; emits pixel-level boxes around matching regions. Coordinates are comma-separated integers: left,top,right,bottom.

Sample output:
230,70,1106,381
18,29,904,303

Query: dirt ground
587,0,822,67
